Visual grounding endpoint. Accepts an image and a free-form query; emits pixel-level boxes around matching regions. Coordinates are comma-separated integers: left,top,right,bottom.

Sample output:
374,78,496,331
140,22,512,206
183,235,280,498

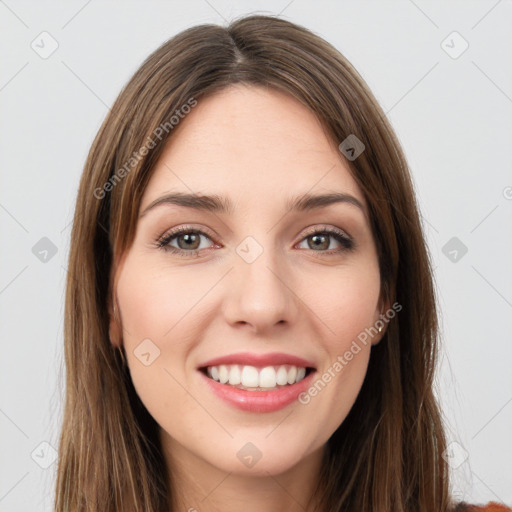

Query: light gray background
1,1,511,510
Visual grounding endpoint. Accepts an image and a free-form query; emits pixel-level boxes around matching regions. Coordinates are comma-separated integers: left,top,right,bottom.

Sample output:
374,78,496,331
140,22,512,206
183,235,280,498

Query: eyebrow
139,191,365,218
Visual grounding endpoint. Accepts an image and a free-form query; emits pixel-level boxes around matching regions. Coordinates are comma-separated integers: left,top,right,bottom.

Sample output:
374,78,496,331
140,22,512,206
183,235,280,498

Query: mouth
199,364,316,391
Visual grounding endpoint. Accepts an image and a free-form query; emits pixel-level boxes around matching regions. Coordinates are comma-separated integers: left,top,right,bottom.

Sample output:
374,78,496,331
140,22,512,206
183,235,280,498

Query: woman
55,14,510,512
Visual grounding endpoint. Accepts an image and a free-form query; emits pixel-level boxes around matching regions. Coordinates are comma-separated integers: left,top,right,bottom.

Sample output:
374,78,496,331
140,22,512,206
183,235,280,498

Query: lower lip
199,369,316,413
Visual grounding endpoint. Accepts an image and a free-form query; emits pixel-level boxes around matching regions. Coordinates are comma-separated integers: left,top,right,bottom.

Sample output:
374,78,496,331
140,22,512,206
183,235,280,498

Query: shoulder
453,502,512,512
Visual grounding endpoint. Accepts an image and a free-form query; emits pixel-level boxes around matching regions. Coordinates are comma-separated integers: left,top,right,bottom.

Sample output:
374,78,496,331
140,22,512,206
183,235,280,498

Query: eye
155,226,216,257
155,225,355,257
296,226,354,254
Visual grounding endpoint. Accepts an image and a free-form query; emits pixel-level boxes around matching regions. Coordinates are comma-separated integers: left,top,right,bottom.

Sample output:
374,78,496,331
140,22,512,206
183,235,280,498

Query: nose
222,242,299,334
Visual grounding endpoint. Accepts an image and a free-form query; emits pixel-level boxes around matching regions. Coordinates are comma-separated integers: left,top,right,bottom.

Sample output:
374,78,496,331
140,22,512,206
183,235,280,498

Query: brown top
453,502,512,511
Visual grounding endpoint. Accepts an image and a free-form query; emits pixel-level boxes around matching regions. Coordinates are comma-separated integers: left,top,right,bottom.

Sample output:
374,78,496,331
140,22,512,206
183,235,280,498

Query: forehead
141,85,365,212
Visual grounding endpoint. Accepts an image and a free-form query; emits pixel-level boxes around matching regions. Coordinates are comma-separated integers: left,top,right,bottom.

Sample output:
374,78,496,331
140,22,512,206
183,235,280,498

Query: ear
371,294,391,346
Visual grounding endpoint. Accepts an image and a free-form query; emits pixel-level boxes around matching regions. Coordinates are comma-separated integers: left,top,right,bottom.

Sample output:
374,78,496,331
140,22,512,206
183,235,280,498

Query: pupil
180,233,199,249
310,234,328,250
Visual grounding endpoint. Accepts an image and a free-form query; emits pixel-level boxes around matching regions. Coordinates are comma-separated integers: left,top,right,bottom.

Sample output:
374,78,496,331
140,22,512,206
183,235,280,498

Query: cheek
117,255,201,343
298,272,378,437
303,260,381,346
297,261,379,418
115,255,207,418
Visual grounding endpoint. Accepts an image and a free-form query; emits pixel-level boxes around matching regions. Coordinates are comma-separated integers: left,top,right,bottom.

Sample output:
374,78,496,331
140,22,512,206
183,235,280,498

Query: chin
203,436,315,477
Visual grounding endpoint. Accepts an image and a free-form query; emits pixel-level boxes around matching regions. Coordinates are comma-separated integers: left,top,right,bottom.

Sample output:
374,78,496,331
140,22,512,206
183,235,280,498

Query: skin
109,84,388,512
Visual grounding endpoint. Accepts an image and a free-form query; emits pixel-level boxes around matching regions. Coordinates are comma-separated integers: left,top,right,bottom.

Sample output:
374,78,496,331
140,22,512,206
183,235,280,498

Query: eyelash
154,225,355,258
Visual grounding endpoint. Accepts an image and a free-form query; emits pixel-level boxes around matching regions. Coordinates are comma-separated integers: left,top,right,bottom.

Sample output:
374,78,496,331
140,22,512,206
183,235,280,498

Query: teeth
218,365,229,384
287,365,297,384
228,365,241,385
205,364,309,389
276,366,288,385
241,365,259,387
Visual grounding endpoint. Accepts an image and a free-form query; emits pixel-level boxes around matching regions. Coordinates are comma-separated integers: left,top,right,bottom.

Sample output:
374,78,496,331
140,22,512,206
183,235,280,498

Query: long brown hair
56,14,454,511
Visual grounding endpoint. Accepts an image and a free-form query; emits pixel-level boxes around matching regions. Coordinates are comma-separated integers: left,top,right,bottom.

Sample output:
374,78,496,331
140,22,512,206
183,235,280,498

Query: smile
202,364,313,391
198,366,317,413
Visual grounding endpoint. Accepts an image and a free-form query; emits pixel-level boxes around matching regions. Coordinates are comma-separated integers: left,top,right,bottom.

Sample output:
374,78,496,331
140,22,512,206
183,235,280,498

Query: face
110,84,386,477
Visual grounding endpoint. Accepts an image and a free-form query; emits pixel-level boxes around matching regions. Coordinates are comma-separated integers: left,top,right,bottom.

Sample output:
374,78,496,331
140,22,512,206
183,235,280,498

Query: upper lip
198,352,316,369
